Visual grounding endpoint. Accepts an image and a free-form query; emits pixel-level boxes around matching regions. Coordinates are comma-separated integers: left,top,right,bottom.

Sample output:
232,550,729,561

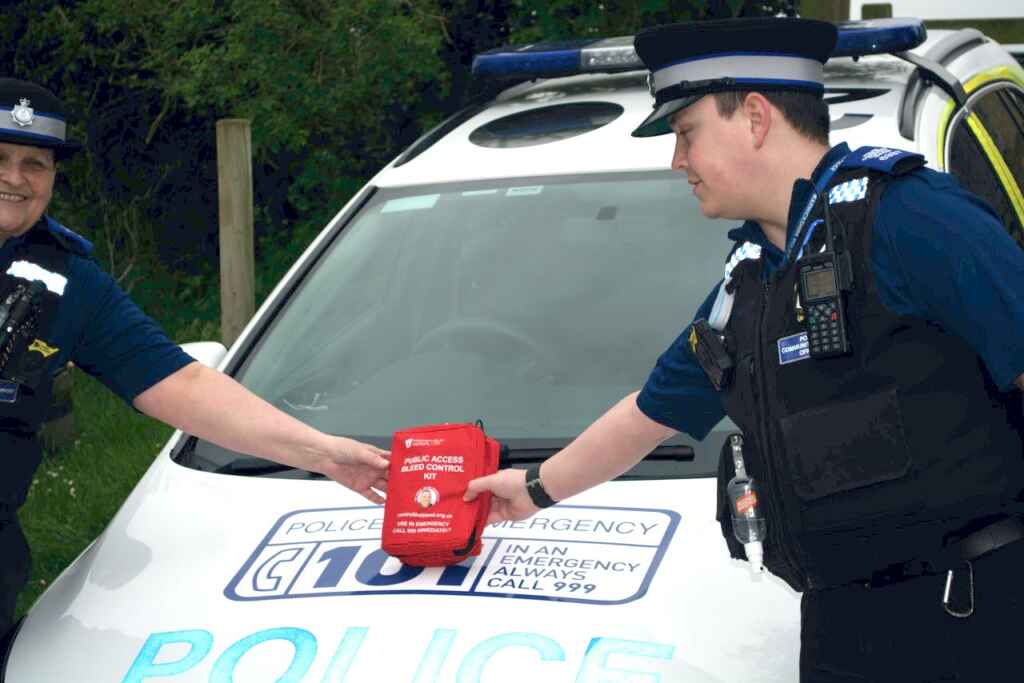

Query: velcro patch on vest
6,260,67,295
777,332,810,365
828,177,868,205
0,380,19,403
843,146,925,175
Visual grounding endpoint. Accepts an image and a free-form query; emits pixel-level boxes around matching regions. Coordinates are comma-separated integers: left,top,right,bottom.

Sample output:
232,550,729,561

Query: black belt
863,515,1024,589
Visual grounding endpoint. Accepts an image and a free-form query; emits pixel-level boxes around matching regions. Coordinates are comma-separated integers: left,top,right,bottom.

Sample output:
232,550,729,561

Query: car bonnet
6,443,800,682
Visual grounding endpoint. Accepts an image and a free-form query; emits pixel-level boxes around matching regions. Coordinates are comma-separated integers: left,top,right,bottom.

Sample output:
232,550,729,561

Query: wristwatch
524,463,558,508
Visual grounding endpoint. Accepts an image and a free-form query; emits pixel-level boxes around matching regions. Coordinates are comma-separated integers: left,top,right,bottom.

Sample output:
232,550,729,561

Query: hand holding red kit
382,422,500,566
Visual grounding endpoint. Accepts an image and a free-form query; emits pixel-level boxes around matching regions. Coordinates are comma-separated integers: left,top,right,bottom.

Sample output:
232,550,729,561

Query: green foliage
505,0,796,42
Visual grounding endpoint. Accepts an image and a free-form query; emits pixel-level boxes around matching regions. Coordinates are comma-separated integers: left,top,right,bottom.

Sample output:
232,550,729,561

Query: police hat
631,18,838,137
0,78,81,158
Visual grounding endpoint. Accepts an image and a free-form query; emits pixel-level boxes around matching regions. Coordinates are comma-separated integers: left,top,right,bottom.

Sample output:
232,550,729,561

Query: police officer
466,18,1024,681
0,79,389,639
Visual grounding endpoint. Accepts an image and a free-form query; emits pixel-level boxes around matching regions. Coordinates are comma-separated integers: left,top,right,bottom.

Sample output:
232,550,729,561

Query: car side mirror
180,341,228,370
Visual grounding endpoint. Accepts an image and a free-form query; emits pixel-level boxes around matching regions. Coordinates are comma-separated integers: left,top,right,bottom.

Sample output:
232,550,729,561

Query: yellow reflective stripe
964,112,1024,228
962,65,1024,96
935,65,1024,170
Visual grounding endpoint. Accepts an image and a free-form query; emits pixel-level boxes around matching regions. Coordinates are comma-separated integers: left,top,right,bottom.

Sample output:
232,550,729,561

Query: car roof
372,26,1023,190
372,41,940,189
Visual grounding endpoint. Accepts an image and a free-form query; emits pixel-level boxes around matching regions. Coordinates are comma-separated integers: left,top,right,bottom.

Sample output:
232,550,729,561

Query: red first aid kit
382,422,500,566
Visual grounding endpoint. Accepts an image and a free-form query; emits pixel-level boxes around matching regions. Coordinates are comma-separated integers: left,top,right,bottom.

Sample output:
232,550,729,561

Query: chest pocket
778,386,912,505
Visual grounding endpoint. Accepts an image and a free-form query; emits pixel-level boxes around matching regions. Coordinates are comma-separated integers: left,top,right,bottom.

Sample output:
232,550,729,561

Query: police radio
796,200,853,359
0,280,46,374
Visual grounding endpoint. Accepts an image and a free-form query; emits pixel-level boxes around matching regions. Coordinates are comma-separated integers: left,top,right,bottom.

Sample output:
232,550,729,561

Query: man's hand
314,436,390,504
464,468,539,525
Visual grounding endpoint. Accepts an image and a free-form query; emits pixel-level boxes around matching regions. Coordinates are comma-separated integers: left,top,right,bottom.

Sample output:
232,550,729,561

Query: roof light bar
832,18,927,58
472,18,927,82
472,36,643,80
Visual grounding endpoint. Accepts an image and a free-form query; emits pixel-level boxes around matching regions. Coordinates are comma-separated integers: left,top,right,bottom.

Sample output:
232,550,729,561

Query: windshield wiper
498,440,694,465
214,458,322,477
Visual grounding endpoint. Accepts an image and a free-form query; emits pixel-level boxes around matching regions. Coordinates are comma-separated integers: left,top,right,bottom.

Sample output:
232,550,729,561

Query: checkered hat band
0,108,67,143
652,54,824,95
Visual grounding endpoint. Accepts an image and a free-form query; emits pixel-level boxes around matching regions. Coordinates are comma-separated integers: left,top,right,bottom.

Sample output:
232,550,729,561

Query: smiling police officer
466,18,1024,681
0,78,390,639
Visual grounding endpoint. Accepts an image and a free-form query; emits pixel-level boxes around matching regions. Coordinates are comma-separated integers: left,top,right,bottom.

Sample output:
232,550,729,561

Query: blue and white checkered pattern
724,241,763,281
828,177,868,204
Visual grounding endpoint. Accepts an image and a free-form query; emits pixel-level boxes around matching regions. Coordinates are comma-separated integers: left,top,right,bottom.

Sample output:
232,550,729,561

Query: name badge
0,381,19,403
777,332,810,366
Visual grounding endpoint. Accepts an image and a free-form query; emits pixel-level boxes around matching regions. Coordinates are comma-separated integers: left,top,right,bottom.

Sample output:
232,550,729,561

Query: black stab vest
0,228,78,518
716,165,1024,591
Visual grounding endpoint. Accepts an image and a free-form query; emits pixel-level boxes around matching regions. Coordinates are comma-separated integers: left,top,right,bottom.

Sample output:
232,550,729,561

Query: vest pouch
778,385,913,531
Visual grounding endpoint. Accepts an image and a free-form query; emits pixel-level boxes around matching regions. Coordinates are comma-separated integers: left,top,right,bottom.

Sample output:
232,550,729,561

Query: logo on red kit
415,486,440,509
405,438,444,448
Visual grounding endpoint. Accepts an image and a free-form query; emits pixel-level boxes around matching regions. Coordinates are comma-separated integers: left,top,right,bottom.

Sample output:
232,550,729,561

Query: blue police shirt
637,142,1024,440
0,217,195,404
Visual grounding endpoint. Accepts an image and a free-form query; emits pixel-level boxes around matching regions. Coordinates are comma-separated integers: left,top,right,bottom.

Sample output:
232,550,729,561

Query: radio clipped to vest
690,318,733,391
796,199,854,359
0,280,46,377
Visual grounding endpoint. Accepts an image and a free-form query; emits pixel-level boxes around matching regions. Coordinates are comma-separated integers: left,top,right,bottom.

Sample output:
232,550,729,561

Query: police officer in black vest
0,79,390,641
466,18,1024,681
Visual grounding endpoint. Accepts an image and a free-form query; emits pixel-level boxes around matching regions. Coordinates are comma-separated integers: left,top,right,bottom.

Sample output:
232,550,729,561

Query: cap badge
11,98,34,127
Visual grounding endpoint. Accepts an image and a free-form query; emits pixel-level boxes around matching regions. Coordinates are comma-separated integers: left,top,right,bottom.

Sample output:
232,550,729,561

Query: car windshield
183,172,736,477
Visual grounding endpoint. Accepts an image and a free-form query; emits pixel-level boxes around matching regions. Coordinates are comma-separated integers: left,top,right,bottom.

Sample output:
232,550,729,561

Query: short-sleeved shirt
0,216,194,404
637,143,1024,440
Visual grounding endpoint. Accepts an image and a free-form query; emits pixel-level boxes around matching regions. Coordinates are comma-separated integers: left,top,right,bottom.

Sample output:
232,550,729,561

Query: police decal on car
225,505,679,605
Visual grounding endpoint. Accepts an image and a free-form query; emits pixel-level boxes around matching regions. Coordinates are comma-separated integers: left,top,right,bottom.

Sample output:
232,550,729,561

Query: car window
188,172,732,474
969,86,1024,245
946,113,1024,247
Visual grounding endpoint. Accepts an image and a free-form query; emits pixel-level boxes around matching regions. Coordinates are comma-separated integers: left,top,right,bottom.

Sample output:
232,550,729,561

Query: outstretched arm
133,362,389,503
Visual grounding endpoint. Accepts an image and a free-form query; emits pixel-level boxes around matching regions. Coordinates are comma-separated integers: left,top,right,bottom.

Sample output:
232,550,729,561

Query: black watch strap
525,464,558,508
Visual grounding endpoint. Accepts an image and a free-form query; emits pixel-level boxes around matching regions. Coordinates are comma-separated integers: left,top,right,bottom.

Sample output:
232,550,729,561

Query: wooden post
216,119,255,347
800,0,851,22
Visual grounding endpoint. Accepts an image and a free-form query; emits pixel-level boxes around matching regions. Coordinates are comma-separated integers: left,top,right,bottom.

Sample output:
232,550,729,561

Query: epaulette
42,216,95,257
839,146,926,176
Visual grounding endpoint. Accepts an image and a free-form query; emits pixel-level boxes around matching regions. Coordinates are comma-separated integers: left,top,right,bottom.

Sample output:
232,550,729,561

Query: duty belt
855,515,1024,617
861,515,1024,588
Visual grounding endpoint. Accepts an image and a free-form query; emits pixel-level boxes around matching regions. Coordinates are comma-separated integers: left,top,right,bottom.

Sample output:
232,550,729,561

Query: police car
4,18,1024,683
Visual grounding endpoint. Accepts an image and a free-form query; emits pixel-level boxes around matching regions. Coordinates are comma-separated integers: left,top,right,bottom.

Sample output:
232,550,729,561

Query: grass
14,369,175,619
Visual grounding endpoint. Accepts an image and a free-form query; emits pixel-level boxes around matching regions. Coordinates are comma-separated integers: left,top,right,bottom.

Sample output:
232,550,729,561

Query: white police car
4,18,1023,683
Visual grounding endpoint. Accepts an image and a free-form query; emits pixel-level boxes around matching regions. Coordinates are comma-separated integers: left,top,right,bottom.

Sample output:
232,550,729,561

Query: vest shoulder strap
840,146,926,176
41,217,94,259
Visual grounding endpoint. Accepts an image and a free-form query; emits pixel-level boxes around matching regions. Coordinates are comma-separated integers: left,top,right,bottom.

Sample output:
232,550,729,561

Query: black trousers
800,539,1024,682
0,518,29,642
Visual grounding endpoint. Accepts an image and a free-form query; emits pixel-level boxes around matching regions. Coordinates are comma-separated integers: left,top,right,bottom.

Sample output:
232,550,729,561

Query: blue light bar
472,18,927,83
472,36,642,80
833,18,927,58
